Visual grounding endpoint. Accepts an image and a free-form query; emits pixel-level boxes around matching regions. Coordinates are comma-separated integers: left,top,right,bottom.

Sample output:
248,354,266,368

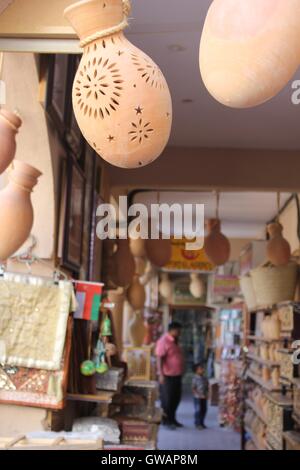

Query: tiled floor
158,394,241,451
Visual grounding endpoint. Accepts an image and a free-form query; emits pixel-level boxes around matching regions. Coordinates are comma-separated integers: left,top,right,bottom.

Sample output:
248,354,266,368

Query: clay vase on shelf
110,239,135,287
64,0,172,169
200,0,300,108
266,223,291,266
0,161,42,261
128,310,146,347
0,109,22,175
189,273,205,299
204,219,230,266
127,274,146,311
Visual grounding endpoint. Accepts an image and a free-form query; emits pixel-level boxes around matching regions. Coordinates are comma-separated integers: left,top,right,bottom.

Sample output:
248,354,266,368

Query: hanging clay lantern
145,237,172,268
110,239,135,287
64,0,172,169
204,219,230,266
129,237,146,258
159,273,173,300
189,273,205,299
128,310,146,347
266,223,291,266
200,0,300,108
127,274,146,310
0,109,22,175
0,160,42,261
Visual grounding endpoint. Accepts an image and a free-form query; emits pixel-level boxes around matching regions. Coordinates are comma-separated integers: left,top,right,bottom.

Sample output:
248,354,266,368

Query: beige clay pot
266,223,291,266
0,109,22,175
127,274,146,311
128,310,146,347
64,0,172,169
204,218,230,266
200,0,300,108
0,160,42,261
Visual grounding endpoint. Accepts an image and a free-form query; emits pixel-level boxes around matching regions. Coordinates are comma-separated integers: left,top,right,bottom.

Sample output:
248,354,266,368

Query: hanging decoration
189,273,205,299
128,310,146,347
127,274,146,311
0,109,22,175
64,0,172,168
159,273,173,300
204,192,230,266
266,193,291,266
200,0,300,108
0,160,42,261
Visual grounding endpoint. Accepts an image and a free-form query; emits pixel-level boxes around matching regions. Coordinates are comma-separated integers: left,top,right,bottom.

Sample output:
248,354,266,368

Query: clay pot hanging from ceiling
0,160,42,261
129,237,146,258
204,218,230,266
127,274,146,311
266,222,291,266
159,273,173,300
110,239,135,287
64,0,172,169
0,109,22,175
200,0,300,108
145,236,172,268
189,273,205,299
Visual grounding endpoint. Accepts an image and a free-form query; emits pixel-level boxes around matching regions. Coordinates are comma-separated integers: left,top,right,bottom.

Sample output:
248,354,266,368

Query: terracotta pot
0,109,22,175
64,0,172,169
110,239,135,287
134,256,147,276
266,223,291,266
129,237,146,258
128,310,146,347
159,273,173,300
145,237,172,267
189,273,205,299
127,274,146,310
0,161,42,261
200,0,300,108
204,219,230,266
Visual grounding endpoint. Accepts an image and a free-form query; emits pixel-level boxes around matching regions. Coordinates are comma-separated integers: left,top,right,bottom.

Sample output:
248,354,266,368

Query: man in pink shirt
155,322,184,430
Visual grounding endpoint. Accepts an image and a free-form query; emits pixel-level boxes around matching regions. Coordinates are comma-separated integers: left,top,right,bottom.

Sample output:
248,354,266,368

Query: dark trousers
194,398,207,426
160,376,182,424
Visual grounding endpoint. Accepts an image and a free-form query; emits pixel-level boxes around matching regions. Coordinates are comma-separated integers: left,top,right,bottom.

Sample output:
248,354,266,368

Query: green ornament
101,314,112,337
96,362,109,375
80,360,96,377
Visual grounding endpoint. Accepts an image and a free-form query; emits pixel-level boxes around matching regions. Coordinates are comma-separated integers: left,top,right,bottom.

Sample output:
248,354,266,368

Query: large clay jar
0,109,22,175
266,223,291,266
129,237,146,258
145,237,172,268
159,273,173,300
0,161,42,261
128,310,146,347
200,0,300,108
127,274,146,310
204,219,230,266
110,239,135,287
64,0,172,169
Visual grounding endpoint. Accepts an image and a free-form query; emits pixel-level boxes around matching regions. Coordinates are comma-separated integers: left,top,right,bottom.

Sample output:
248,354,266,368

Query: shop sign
213,275,240,298
164,237,215,272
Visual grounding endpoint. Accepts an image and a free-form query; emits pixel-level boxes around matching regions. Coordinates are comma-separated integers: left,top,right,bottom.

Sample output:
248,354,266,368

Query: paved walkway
157,394,241,451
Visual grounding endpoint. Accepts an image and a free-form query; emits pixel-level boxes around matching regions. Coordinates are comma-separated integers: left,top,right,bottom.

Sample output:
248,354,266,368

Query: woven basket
240,275,257,311
251,262,298,307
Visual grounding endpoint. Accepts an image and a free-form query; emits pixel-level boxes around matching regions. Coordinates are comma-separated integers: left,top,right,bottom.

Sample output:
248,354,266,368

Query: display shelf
245,399,268,425
121,424,158,450
247,353,280,368
244,426,266,451
265,391,293,408
67,392,116,404
247,371,281,392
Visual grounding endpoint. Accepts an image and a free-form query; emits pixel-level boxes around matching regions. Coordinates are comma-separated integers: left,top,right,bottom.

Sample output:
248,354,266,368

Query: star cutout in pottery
135,106,143,115
108,135,115,142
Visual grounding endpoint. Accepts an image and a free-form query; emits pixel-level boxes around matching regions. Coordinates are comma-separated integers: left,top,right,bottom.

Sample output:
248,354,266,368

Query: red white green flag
74,281,104,321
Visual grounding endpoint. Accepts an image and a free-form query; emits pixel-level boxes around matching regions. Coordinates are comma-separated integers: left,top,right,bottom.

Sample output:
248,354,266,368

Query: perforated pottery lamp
204,193,230,266
200,0,300,108
266,194,291,266
64,0,172,168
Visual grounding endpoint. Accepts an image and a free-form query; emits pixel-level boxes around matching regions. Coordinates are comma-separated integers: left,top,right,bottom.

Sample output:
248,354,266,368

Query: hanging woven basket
250,262,298,307
239,275,257,311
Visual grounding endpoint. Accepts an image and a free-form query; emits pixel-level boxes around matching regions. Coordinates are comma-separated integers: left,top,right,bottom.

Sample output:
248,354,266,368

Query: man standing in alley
156,322,184,430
